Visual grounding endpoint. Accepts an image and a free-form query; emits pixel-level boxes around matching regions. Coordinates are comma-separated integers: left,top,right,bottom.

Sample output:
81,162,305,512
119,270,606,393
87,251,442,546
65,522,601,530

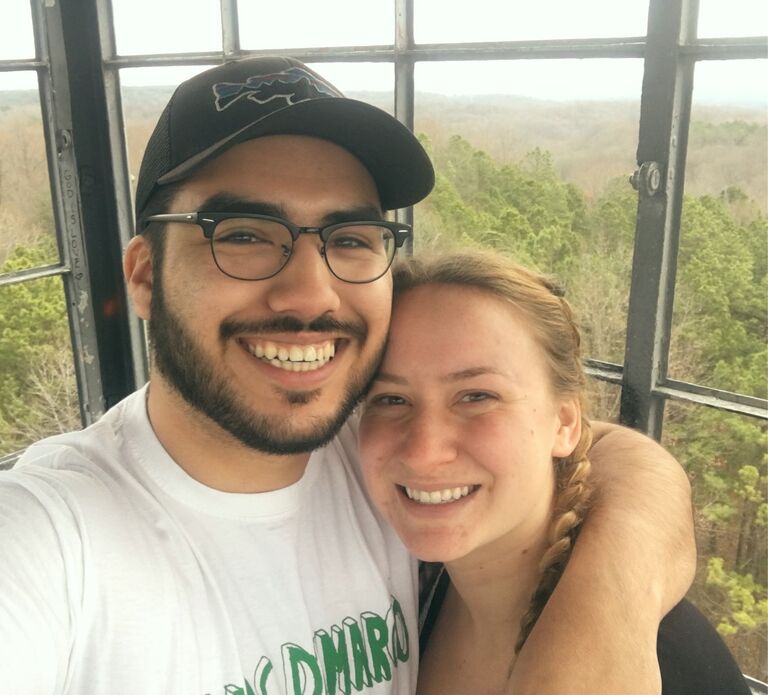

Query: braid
514,419,594,654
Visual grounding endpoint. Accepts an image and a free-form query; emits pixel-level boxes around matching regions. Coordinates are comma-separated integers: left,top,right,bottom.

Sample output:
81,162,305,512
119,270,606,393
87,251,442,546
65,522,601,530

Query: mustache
220,315,367,341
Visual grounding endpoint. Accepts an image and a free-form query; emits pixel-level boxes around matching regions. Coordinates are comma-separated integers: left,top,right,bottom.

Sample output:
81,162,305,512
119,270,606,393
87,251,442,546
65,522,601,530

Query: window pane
0,1,35,60
0,276,79,457
414,59,644,364
663,401,767,682
415,0,649,43
111,0,221,55
239,0,392,50
306,62,394,113
698,0,768,38
584,376,621,423
669,61,767,398
0,72,59,273
689,59,768,109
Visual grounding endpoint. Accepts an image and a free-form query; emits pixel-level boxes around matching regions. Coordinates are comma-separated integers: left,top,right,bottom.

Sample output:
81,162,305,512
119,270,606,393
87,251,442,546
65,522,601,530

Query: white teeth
404,485,476,505
245,340,336,372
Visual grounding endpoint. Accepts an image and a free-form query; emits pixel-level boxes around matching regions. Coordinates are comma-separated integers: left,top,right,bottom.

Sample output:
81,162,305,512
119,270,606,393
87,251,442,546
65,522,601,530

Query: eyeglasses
141,212,412,284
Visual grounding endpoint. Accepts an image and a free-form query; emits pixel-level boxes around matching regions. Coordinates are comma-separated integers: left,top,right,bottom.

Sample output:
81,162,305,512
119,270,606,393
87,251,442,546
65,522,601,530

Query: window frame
0,0,765,473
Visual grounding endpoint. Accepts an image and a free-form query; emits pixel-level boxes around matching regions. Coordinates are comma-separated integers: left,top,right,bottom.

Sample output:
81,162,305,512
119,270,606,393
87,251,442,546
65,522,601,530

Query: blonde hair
392,249,593,654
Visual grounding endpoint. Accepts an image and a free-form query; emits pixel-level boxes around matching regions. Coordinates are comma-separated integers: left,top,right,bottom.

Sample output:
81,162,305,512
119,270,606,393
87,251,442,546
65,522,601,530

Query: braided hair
392,249,593,654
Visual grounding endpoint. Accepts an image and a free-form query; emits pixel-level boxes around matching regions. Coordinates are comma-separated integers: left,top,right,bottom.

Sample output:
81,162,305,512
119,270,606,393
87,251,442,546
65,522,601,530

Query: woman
359,250,750,695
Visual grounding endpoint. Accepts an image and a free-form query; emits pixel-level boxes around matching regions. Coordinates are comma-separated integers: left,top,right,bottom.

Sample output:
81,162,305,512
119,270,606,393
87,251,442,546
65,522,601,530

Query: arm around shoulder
510,422,696,695
586,421,696,609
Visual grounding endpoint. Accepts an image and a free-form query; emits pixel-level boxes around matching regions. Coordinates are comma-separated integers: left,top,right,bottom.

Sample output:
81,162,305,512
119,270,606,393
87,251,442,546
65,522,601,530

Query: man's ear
551,397,582,458
124,235,154,321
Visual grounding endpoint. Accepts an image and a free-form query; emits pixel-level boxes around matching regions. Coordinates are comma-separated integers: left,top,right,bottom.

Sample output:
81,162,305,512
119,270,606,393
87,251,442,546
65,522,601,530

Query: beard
148,278,383,455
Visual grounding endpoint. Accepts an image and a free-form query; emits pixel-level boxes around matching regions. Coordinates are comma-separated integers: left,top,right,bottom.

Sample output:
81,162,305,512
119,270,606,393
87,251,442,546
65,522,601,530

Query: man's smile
241,339,337,372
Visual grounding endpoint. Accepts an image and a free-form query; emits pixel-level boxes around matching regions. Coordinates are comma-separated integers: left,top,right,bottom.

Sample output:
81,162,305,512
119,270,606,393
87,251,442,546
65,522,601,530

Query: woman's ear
124,235,154,321
551,397,582,458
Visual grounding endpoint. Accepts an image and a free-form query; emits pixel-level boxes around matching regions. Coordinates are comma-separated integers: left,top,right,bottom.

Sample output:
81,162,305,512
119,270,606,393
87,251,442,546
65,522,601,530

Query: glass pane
414,59,644,364
0,276,79,458
0,72,59,274
415,0,649,43
669,61,767,398
689,59,768,109
698,0,768,38
584,376,621,423
0,0,35,60
663,401,767,682
111,0,221,55
306,62,394,114
239,0,392,50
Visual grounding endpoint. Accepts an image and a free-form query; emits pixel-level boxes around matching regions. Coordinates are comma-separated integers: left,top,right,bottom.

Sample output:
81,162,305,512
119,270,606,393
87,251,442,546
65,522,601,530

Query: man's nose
398,408,458,475
264,236,342,319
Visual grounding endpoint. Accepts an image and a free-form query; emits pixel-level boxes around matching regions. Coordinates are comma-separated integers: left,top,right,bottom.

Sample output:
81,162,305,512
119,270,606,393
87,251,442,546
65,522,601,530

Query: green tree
0,241,79,454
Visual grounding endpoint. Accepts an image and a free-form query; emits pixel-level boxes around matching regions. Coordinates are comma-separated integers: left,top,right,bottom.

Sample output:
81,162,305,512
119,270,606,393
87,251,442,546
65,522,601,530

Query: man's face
144,135,392,455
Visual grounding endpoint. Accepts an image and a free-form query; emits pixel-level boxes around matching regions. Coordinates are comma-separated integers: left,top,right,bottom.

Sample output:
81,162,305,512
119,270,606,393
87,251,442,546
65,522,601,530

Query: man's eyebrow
197,194,286,218
195,195,383,225
372,366,505,386
321,206,384,225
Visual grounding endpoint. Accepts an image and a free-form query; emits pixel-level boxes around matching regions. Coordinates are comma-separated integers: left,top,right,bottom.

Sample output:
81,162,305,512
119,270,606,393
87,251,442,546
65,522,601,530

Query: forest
0,87,766,679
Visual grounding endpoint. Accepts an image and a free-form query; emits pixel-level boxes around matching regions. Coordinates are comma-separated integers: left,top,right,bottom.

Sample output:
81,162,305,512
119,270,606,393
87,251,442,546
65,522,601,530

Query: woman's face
359,284,580,564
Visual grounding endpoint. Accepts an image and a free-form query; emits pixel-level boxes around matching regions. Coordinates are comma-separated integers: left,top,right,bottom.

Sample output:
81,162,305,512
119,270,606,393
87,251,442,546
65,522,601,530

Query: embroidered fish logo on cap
212,67,343,112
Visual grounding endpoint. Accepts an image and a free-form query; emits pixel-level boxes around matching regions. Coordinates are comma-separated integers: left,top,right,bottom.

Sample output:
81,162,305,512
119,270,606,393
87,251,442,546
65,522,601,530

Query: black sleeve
658,599,751,695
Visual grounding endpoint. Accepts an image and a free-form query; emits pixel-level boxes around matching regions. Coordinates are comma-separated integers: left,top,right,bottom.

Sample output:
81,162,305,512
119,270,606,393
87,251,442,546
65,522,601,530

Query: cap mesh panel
135,103,172,219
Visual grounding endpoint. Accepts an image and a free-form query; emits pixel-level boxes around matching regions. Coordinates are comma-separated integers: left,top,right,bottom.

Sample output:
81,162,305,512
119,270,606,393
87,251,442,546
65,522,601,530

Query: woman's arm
509,422,696,695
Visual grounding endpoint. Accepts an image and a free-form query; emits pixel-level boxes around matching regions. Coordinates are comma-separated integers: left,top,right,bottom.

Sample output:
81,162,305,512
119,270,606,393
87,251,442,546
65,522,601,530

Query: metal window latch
629,161,663,197
56,129,73,158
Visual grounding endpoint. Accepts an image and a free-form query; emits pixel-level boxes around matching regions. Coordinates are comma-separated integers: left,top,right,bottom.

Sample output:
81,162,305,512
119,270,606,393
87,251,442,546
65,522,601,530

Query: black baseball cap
135,56,435,220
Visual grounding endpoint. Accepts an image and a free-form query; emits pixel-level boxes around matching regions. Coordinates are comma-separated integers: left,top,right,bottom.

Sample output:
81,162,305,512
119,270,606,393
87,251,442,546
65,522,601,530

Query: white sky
0,0,766,104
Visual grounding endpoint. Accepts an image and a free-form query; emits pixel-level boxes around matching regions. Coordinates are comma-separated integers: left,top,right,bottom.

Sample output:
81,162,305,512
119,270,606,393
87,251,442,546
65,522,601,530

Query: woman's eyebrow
373,366,505,385
372,372,408,385
446,367,505,382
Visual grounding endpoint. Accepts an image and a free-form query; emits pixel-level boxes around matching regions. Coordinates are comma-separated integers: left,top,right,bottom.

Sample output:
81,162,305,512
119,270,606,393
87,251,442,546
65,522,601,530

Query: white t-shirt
0,387,417,695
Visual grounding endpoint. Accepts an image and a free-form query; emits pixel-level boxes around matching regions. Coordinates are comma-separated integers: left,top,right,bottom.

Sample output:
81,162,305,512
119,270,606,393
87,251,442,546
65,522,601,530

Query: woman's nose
397,409,458,474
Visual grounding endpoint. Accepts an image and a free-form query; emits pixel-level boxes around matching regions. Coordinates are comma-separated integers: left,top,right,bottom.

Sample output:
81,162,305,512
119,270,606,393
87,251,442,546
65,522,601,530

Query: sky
0,0,766,104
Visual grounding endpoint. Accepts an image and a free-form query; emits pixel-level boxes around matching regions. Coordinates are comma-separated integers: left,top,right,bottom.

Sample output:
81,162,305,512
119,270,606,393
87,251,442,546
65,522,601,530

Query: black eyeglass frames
141,212,413,284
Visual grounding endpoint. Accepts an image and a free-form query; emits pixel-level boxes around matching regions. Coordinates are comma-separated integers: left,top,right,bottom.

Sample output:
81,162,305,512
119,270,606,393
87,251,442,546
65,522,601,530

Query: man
0,57,694,694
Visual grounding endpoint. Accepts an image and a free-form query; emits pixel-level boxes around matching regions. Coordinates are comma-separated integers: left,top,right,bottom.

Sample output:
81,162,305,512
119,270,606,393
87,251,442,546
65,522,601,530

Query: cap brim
157,98,434,210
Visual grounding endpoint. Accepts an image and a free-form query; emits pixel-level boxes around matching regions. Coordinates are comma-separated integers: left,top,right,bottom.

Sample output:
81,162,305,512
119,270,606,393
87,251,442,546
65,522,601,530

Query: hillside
2,86,766,211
